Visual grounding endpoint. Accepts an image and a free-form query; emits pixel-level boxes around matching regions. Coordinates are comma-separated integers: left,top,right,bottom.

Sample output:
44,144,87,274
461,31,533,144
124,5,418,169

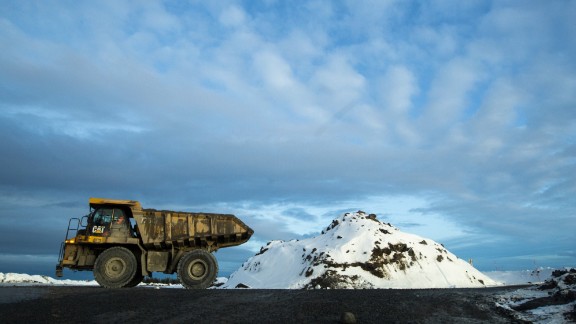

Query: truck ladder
56,217,83,277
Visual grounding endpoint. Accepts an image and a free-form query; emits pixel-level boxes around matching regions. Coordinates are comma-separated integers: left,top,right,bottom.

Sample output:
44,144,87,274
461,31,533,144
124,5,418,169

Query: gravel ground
0,285,528,323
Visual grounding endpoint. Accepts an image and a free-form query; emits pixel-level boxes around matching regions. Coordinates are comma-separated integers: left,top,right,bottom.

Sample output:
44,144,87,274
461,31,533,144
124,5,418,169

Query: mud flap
55,265,63,278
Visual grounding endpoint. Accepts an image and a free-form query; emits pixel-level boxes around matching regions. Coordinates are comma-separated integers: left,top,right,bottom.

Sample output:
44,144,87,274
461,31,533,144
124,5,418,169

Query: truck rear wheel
125,273,143,287
124,253,143,287
178,250,218,289
94,247,138,288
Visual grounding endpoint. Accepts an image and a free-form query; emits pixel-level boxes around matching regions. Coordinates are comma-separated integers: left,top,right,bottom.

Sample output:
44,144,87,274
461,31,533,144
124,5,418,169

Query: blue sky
0,1,574,279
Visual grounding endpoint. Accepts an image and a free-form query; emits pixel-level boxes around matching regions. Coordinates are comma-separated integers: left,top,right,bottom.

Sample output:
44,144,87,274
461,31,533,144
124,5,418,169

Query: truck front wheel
178,250,218,289
94,247,138,288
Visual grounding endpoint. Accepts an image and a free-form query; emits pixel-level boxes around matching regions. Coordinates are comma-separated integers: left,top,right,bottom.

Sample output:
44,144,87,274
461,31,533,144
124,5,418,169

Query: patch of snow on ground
0,272,98,286
483,268,555,285
0,272,227,289
139,282,184,289
211,277,228,288
495,268,576,323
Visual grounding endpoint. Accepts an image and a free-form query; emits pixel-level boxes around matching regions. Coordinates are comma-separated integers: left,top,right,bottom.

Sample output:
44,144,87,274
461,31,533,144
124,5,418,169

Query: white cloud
219,5,248,27
279,29,325,63
140,3,181,32
421,57,483,129
379,65,417,116
311,55,366,114
253,50,296,89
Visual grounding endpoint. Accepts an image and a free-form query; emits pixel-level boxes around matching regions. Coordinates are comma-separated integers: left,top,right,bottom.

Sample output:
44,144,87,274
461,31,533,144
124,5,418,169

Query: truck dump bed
134,209,253,250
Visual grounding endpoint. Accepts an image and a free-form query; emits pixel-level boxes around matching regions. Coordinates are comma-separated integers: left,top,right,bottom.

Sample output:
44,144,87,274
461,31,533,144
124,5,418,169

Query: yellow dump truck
56,198,253,289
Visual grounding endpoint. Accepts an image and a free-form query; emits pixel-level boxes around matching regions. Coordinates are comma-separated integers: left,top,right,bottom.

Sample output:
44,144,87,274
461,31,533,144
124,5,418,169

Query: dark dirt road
0,285,526,323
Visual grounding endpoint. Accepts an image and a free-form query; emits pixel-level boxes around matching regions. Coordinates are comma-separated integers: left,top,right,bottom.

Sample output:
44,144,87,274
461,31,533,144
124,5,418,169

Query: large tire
125,273,144,287
124,253,143,287
94,247,138,288
177,250,218,289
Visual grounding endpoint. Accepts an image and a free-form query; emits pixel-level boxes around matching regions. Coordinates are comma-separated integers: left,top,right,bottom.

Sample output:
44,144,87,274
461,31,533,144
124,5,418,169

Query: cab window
90,207,130,236
112,209,125,224
93,208,113,226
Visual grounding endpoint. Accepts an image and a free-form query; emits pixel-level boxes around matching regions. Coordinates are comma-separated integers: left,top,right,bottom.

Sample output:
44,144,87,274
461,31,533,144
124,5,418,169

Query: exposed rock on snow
496,268,576,323
221,211,500,289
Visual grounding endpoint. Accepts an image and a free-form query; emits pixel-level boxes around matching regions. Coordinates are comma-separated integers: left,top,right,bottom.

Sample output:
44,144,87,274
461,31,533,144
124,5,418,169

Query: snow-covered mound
221,211,500,289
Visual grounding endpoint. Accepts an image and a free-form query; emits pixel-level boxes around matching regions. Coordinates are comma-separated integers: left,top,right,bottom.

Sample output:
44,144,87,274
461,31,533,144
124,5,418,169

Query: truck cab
86,205,135,238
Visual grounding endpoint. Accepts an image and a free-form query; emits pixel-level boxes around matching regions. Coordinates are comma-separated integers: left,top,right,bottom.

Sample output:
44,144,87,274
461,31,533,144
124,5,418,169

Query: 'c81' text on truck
56,198,254,289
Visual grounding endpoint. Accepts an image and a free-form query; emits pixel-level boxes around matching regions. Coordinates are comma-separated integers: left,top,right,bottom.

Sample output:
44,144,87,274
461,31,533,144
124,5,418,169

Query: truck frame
56,198,253,289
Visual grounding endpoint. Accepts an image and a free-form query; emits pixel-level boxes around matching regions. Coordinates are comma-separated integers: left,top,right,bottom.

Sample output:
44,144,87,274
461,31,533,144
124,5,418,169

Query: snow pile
0,272,97,286
496,268,576,323
0,272,228,289
211,277,228,288
221,211,499,289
